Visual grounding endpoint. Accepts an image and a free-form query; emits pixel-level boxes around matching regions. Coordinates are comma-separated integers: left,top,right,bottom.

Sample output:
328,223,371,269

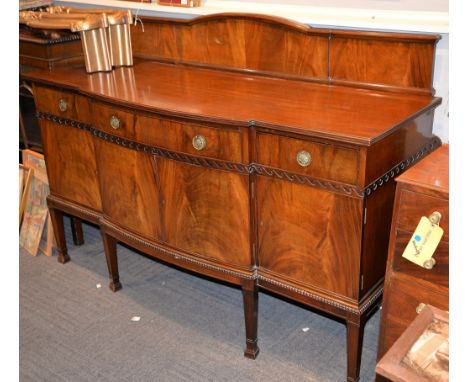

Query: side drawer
379,275,448,357
91,101,136,139
135,114,247,163
34,86,91,123
396,189,449,240
392,229,448,288
256,133,360,184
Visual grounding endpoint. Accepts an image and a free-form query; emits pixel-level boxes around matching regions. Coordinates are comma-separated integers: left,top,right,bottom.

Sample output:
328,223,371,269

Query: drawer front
397,188,449,240
135,115,247,163
256,133,360,184
392,229,448,288
92,101,136,139
34,86,91,123
379,275,448,357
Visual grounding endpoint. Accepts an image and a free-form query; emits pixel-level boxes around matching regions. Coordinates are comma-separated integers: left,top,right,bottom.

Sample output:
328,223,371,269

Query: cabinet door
40,119,102,211
157,158,251,268
257,177,363,299
94,140,164,241
94,143,251,268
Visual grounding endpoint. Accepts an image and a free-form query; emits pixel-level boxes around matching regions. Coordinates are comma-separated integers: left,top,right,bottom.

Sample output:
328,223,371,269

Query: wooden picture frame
376,305,449,382
22,149,48,184
19,150,55,257
157,0,201,7
19,164,33,226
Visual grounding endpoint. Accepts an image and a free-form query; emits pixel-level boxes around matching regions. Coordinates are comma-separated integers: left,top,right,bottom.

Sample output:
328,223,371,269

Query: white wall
56,0,450,142
432,33,449,143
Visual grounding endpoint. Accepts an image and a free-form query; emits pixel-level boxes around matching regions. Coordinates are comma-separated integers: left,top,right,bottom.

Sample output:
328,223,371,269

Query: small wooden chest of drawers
377,145,449,361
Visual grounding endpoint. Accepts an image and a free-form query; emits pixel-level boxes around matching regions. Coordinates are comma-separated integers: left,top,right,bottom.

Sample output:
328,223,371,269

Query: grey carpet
20,219,380,382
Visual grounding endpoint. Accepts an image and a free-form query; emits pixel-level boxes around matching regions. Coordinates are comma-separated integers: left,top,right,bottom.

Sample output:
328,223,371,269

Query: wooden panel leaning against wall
24,12,442,382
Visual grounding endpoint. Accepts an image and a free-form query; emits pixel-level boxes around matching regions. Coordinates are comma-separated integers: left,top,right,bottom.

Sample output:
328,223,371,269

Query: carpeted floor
20,219,380,382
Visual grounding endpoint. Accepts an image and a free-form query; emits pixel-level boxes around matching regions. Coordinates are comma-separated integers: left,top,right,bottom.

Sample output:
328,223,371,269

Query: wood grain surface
25,14,444,382
330,37,436,92
378,276,448,359
377,145,449,361
135,115,248,163
39,119,101,211
256,133,360,184
24,62,440,145
157,158,251,268
256,176,363,299
132,14,438,94
133,15,329,81
397,144,449,193
396,189,449,240
392,230,448,289
94,141,163,241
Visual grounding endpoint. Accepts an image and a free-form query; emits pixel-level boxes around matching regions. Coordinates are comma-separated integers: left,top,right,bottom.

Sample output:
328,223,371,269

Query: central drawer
90,103,248,164
135,114,248,164
92,101,136,139
256,133,360,184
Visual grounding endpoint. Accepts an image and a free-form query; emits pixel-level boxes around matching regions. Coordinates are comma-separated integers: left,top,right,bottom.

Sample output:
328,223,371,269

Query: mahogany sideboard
377,145,449,365
24,13,442,381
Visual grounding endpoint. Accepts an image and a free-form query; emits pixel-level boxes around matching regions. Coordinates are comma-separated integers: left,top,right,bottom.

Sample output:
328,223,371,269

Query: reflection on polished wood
24,13,443,382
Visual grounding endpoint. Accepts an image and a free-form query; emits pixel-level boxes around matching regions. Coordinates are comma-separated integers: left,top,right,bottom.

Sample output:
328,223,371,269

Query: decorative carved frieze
37,112,441,198
363,137,442,196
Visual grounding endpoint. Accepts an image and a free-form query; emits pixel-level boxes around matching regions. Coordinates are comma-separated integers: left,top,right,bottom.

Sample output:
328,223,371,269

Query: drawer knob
192,134,207,151
296,150,312,167
110,115,121,130
429,211,442,225
423,258,436,270
416,303,427,314
58,99,68,112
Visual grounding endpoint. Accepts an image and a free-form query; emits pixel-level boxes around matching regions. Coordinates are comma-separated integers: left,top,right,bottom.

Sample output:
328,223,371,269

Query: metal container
21,7,133,73
71,14,112,73
107,11,133,68
79,28,112,73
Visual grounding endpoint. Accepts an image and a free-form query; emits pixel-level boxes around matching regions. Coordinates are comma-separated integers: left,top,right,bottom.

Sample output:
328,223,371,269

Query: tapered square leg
346,316,365,382
241,279,259,359
48,207,70,264
70,217,84,246
100,229,122,292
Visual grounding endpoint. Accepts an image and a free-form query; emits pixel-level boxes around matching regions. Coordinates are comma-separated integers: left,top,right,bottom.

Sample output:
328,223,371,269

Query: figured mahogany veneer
256,133,360,184
377,145,449,368
24,13,443,382
133,14,438,94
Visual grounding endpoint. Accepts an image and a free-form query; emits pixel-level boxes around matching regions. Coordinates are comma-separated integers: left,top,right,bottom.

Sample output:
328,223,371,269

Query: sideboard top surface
25,61,440,146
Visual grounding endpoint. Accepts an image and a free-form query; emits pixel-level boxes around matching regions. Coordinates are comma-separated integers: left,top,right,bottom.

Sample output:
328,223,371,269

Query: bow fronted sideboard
24,13,442,381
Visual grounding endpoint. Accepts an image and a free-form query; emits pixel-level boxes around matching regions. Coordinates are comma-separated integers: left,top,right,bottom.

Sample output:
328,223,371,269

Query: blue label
414,235,422,242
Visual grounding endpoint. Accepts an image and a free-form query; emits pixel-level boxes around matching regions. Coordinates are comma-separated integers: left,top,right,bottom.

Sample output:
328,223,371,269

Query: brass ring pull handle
416,303,427,314
296,150,312,167
110,115,121,130
429,211,442,225
423,258,436,270
58,99,68,112
192,135,207,151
